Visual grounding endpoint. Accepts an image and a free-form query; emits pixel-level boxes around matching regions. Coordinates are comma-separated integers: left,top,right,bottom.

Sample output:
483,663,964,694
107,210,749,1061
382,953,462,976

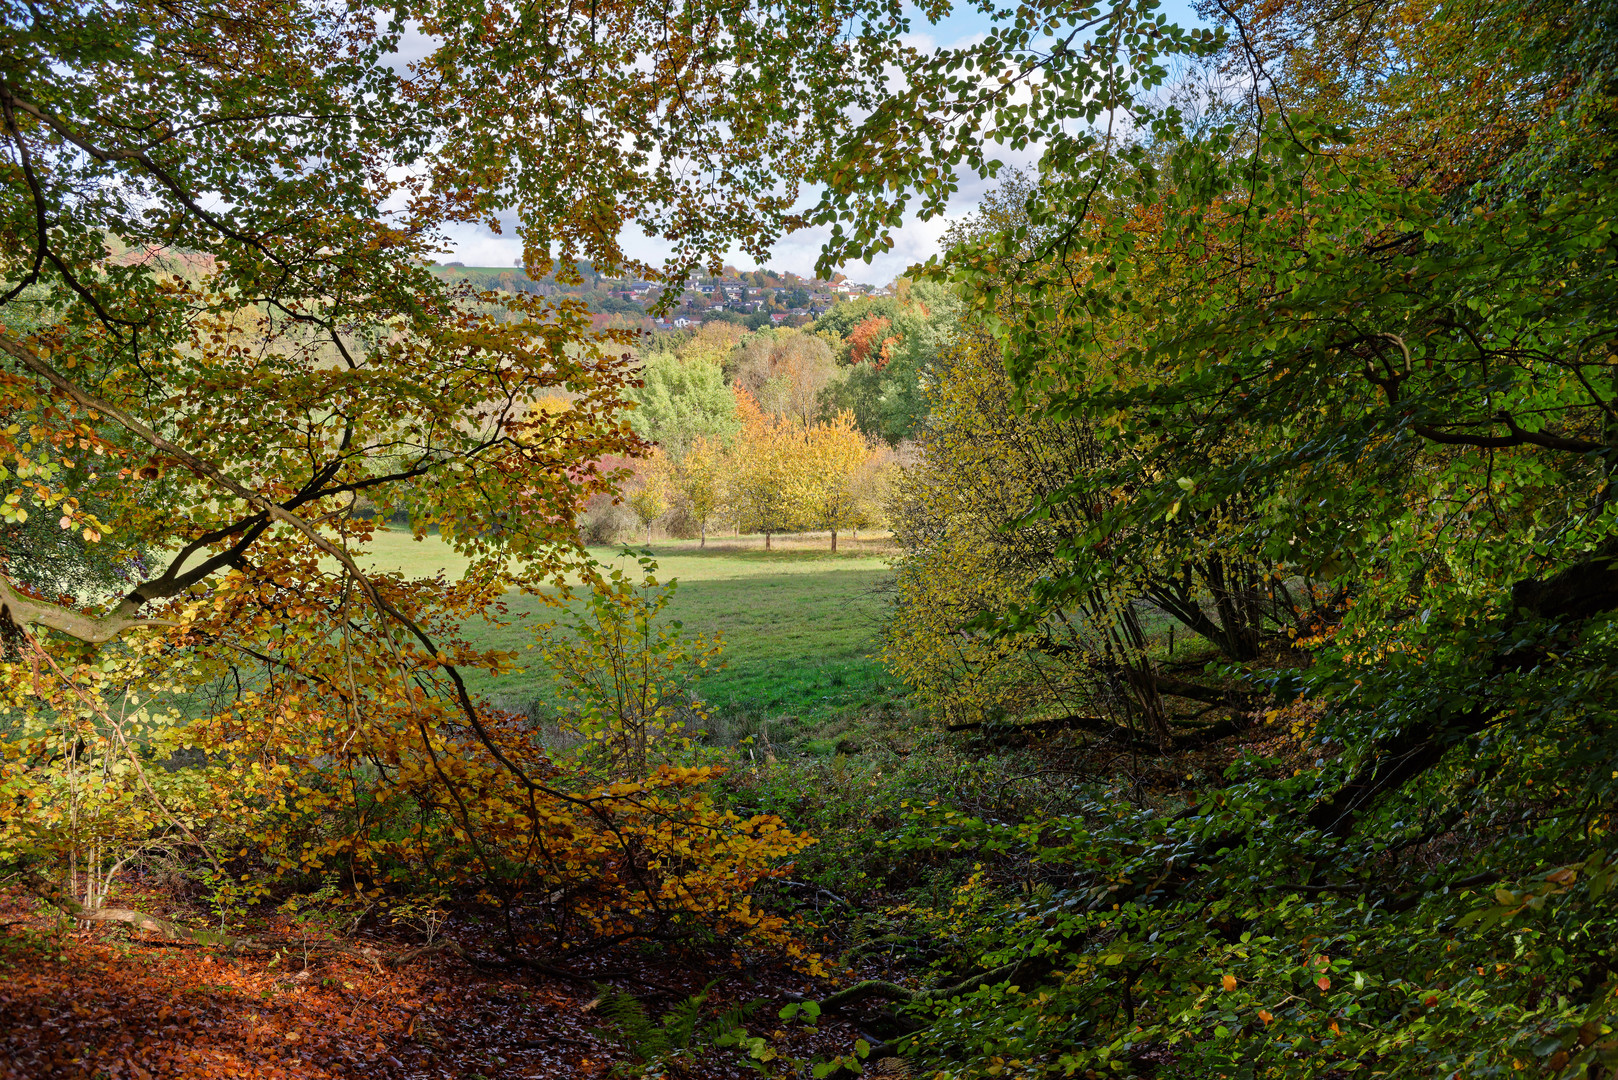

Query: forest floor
0,718,1290,1080
0,877,892,1080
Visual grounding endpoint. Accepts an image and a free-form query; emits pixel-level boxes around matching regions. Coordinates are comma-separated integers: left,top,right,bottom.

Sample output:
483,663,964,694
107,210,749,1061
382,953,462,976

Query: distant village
428,261,894,331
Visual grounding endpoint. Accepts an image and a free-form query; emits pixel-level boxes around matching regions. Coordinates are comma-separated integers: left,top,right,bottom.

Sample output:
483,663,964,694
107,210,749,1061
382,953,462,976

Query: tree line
596,290,958,549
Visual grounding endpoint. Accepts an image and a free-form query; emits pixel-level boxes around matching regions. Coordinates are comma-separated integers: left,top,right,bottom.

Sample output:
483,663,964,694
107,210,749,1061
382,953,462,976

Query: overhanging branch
0,576,175,643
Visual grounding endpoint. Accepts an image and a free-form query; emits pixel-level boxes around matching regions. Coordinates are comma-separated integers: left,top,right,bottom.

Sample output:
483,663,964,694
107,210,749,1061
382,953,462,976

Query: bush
660,502,701,539
580,500,638,544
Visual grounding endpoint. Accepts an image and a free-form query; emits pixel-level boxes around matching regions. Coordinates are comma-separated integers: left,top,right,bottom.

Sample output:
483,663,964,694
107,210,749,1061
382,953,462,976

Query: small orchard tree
627,450,672,543
726,388,806,550
799,411,875,552
676,435,728,547
849,441,902,540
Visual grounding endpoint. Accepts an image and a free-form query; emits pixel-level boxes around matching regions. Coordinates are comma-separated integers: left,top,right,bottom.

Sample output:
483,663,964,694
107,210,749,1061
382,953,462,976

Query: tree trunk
830,529,838,553
700,521,706,548
765,531,772,551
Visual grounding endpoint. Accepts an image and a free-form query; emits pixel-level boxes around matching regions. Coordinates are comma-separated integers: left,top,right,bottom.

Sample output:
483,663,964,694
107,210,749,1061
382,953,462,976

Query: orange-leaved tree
0,0,905,960
725,387,808,550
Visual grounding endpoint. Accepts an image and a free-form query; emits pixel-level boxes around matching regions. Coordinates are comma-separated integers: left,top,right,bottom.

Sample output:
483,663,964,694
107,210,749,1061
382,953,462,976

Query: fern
703,996,763,1042
656,986,709,1052
593,983,669,1062
595,980,736,1072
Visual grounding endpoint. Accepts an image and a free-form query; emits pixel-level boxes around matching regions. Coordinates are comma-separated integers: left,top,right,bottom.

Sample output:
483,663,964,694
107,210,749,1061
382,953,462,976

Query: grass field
356,530,906,738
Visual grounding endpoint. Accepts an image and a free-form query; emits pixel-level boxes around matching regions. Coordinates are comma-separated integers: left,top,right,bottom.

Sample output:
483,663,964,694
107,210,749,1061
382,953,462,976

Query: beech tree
824,0,1618,1073
0,0,916,958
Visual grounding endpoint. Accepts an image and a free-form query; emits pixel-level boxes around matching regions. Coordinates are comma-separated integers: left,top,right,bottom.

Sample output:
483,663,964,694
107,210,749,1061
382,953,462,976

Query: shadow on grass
594,538,895,563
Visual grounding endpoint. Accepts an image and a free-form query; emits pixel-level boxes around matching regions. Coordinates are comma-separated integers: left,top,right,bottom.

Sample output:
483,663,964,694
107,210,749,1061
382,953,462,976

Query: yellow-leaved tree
627,448,673,543
675,435,729,548
882,330,1120,730
797,411,880,552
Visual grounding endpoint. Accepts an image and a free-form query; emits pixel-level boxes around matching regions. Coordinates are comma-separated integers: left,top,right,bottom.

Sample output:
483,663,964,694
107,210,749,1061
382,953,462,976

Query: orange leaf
1316,976,1331,991
1258,1010,1274,1024
1221,974,1237,992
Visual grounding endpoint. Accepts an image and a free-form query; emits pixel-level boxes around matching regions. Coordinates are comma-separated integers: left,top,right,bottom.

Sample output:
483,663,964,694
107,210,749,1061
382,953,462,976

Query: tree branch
18,870,241,946
0,576,176,643
1414,418,1605,454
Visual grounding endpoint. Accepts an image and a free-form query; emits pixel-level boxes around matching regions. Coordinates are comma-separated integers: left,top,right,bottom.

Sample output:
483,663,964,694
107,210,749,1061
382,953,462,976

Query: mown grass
355,531,905,737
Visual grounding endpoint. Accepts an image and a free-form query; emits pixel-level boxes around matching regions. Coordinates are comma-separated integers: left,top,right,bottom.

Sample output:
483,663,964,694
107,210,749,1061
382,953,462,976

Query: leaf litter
0,882,860,1080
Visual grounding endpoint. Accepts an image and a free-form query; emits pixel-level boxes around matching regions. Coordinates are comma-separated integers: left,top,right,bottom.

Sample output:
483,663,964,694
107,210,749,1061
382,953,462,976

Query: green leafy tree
826,0,1618,1074
627,352,741,461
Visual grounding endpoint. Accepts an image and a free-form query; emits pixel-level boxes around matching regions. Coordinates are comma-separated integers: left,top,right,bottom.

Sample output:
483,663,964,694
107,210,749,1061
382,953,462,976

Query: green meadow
356,530,905,740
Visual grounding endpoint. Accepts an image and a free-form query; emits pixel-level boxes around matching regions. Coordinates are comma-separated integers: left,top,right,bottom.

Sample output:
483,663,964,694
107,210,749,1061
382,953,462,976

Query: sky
435,0,1208,283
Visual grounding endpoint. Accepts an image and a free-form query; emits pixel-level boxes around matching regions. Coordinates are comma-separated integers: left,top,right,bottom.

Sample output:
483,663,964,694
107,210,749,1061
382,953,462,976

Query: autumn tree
0,0,924,959
725,388,806,551
812,296,901,342
846,315,894,367
626,449,672,544
813,287,953,442
731,329,839,426
675,321,748,368
673,435,728,548
797,411,877,552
